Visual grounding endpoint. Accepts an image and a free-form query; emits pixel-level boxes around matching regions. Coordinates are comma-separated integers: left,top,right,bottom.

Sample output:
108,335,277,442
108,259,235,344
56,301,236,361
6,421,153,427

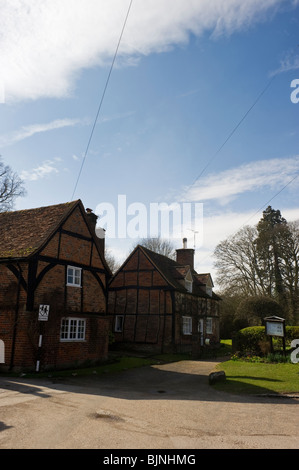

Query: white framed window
115,315,124,333
67,266,82,287
206,317,213,334
60,317,86,341
182,316,192,335
206,286,212,297
185,279,193,293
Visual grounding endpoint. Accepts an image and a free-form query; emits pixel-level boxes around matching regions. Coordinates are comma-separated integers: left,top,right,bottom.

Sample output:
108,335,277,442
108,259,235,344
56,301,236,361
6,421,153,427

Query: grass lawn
213,360,299,395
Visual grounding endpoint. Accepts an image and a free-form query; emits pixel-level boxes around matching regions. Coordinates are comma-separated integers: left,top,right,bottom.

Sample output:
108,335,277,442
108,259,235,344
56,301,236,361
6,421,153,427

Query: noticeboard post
264,316,286,355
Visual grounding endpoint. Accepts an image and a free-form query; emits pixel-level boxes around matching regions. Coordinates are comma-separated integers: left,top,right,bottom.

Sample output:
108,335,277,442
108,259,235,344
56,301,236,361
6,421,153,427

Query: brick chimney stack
85,208,105,255
85,208,98,232
176,238,194,270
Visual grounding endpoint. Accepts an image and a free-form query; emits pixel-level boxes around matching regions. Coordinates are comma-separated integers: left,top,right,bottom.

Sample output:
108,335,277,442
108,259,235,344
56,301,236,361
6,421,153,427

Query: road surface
0,359,298,449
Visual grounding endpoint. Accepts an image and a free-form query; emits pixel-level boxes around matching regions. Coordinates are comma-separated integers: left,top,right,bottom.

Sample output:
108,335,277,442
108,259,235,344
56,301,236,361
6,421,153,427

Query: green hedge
232,326,299,356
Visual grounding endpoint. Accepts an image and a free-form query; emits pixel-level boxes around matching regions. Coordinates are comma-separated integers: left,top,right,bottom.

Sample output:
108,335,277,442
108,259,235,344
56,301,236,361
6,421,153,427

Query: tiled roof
0,200,79,259
140,245,219,299
195,273,214,287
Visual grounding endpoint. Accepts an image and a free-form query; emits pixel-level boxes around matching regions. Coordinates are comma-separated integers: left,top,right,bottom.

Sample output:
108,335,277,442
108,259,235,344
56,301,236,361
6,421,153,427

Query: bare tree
0,158,26,211
132,236,176,259
105,247,121,274
214,209,299,324
214,225,266,297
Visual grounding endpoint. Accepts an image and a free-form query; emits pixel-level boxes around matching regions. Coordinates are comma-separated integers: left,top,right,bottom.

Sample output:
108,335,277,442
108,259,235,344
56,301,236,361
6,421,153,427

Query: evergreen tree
256,206,289,306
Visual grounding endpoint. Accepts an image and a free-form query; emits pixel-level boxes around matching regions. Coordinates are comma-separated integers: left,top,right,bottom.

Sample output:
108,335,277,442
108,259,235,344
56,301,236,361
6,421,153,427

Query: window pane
183,317,192,335
60,318,86,341
67,266,81,286
115,316,123,332
67,267,74,284
70,319,76,338
185,280,192,293
60,319,69,339
206,318,213,334
78,320,85,339
74,269,81,285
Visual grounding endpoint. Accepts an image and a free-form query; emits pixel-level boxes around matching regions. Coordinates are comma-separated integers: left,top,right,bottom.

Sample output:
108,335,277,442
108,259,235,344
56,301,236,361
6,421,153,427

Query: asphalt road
0,359,298,450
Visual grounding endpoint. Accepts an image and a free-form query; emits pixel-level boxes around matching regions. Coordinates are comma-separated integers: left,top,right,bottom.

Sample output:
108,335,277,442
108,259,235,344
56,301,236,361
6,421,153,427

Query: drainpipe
9,263,22,371
170,290,176,351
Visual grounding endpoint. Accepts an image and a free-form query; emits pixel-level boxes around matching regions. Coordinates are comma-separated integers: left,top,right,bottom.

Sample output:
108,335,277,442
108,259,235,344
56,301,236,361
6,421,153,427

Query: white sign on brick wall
38,305,50,321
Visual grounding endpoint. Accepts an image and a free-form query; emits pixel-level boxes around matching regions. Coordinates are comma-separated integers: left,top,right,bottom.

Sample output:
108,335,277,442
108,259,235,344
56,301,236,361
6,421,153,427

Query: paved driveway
0,359,298,449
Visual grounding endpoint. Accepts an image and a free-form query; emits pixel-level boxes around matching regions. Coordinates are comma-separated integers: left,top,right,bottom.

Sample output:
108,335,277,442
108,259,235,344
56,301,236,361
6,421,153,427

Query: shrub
285,326,299,341
233,326,266,355
232,325,299,356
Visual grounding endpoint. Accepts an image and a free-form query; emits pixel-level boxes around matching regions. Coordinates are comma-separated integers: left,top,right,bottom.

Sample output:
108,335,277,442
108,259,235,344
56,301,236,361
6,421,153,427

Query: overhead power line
198,172,299,267
71,0,134,201
240,171,299,228
189,75,276,190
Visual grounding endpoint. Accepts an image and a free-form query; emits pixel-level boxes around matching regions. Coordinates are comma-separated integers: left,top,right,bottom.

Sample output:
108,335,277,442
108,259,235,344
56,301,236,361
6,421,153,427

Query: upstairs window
184,269,193,293
206,286,212,297
67,266,82,287
185,279,193,293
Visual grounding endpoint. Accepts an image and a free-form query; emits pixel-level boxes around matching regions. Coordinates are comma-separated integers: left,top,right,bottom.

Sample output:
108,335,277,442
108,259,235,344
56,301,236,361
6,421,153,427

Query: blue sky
0,0,299,284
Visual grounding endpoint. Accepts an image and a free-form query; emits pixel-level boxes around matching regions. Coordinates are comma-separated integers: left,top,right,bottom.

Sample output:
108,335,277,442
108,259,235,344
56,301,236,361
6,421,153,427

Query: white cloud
99,111,135,124
20,158,61,181
0,118,82,147
105,205,299,283
0,0,293,102
182,156,299,203
270,49,299,76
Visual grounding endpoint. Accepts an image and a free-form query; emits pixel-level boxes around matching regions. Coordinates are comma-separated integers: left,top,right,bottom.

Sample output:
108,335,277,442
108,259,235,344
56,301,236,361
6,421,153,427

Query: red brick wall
108,248,174,352
0,309,109,371
108,247,220,354
0,205,109,371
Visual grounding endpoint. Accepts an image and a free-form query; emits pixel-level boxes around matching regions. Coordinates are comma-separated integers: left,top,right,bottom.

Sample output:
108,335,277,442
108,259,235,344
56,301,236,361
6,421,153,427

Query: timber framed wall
0,201,110,371
108,247,175,352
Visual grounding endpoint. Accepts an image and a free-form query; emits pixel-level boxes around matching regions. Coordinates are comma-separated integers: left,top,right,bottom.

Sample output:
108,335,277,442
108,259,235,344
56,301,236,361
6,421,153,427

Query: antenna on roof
187,229,198,250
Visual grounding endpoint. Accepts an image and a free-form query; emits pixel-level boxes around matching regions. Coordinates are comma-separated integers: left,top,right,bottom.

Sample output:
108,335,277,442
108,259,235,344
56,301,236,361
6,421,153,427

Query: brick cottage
108,239,220,355
0,200,111,372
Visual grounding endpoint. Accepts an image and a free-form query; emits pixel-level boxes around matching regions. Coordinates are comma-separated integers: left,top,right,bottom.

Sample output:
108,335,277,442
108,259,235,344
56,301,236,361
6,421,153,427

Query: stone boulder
209,370,226,385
